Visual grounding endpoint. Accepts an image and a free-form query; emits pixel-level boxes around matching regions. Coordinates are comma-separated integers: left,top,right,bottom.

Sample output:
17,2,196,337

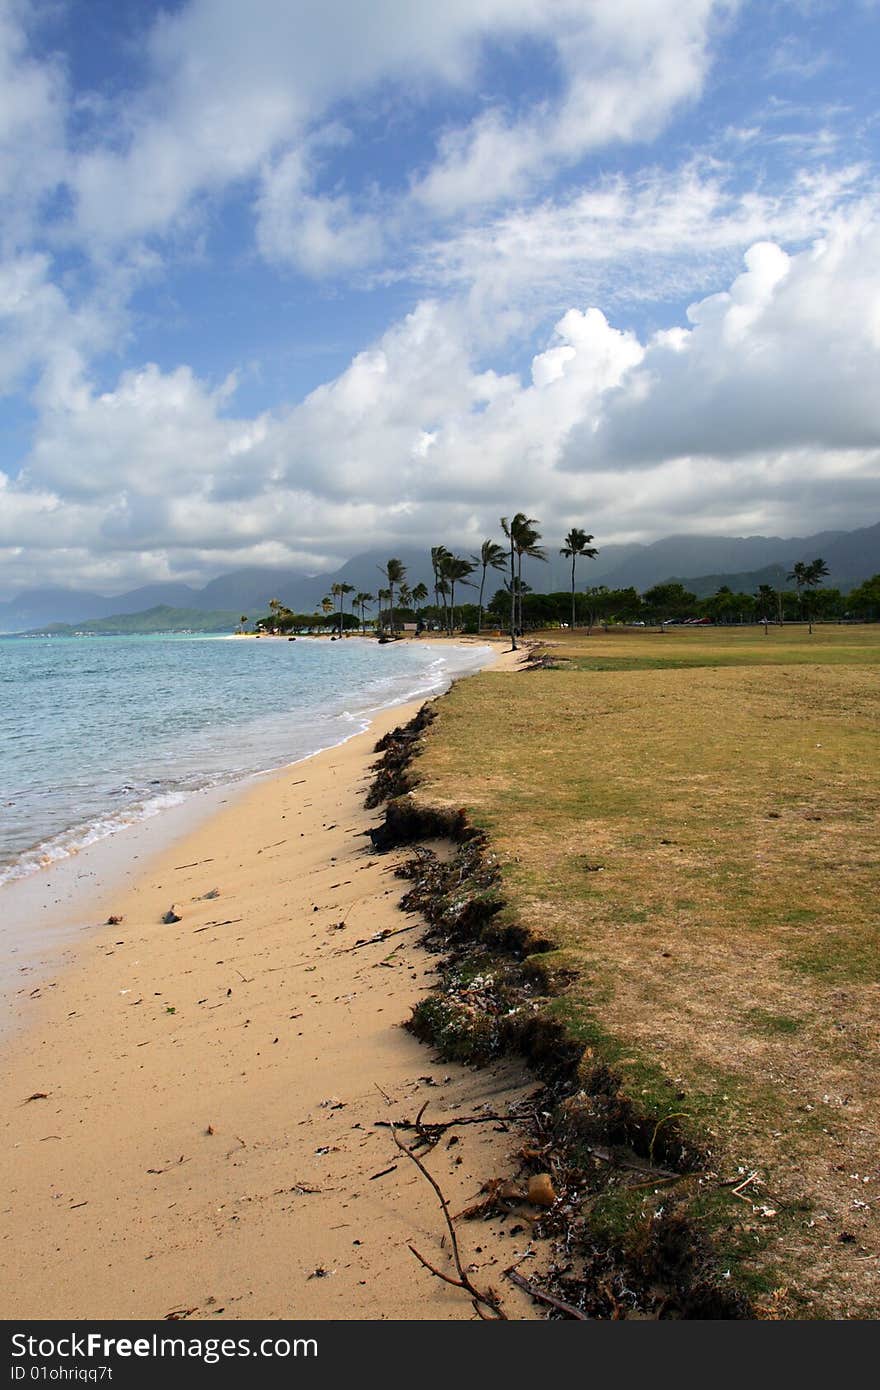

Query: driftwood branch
375,1110,510,1150
505,1267,589,1320
344,924,421,952
391,1124,507,1319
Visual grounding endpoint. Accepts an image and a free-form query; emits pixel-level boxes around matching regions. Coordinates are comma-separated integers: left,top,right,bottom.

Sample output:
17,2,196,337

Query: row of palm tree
308,519,598,645
424,518,599,650
496,515,598,650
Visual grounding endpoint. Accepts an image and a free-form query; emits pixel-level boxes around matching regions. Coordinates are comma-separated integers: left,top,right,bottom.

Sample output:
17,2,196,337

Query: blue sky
1,0,878,597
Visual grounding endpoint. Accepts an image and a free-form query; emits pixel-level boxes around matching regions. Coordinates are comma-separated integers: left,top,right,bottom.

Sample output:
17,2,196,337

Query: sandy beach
1,648,541,1321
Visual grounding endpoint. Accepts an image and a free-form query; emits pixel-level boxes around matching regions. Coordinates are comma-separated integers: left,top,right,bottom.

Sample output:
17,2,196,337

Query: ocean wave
0,789,188,888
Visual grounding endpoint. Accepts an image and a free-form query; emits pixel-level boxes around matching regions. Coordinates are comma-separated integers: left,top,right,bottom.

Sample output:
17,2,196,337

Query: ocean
0,633,490,889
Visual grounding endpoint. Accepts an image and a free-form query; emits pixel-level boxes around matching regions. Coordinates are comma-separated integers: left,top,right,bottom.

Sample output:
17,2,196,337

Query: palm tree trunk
508,536,517,651
389,583,395,636
478,566,486,634
571,554,576,633
516,552,523,634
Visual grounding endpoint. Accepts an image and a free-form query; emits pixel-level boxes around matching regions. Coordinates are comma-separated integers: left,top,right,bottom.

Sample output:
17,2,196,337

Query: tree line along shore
247,515,880,638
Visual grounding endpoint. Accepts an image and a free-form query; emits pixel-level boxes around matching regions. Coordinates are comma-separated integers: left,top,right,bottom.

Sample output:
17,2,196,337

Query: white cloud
5,202,880,595
1,0,878,599
0,1,67,253
577,210,880,467
23,362,259,499
255,145,384,275
414,0,731,213
49,0,736,263
419,161,869,312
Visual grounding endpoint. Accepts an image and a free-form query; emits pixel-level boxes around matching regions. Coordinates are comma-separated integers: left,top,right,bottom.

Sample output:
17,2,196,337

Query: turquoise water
0,634,488,886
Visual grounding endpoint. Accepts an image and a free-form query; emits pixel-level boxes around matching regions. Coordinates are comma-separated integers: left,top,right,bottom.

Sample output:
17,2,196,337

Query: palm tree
787,558,829,634
431,545,451,631
267,597,283,632
438,554,476,633
506,514,546,635
412,582,429,623
380,558,406,636
560,527,599,633
320,596,334,630
377,587,391,633
354,591,373,635
436,578,449,629
500,517,518,650
472,539,507,634
238,614,248,634
330,582,344,636
755,584,777,636
398,581,413,622
338,581,355,636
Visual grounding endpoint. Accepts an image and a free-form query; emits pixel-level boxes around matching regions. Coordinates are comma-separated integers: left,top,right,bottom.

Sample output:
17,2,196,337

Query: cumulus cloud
1,0,878,598
13,202,880,591
574,211,880,467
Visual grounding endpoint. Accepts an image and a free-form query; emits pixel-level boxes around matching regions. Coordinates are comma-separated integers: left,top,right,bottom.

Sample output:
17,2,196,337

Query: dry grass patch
414,626,880,1315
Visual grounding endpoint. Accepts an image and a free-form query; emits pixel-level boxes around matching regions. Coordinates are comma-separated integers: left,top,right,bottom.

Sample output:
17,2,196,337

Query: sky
1,0,879,598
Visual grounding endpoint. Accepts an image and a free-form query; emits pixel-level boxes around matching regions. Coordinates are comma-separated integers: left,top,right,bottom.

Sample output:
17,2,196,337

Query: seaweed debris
364,710,753,1319
365,703,437,809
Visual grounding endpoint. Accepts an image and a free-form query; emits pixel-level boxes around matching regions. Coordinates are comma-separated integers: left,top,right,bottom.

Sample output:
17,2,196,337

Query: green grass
411,624,880,1316
559,623,880,672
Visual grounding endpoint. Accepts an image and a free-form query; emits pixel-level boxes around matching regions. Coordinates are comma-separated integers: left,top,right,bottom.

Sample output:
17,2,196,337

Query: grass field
415,624,880,1316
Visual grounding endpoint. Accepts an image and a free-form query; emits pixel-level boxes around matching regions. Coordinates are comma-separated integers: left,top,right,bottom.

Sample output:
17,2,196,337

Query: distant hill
665,565,790,599
31,606,243,636
2,522,877,631
597,522,880,593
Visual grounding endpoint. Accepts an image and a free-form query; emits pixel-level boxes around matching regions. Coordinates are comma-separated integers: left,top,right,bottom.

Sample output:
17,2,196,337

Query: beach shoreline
1,639,537,1321
0,635,500,1016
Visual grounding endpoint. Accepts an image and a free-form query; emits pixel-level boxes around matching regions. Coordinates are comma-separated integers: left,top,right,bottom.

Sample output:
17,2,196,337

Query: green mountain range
32,606,244,636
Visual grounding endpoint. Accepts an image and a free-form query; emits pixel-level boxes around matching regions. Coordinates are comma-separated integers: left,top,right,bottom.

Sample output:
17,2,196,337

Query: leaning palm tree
472,539,507,633
380,558,407,636
560,527,599,633
354,591,373,635
439,553,476,634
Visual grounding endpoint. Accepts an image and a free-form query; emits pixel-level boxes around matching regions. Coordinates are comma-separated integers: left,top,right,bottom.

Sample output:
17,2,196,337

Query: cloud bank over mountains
0,0,878,596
